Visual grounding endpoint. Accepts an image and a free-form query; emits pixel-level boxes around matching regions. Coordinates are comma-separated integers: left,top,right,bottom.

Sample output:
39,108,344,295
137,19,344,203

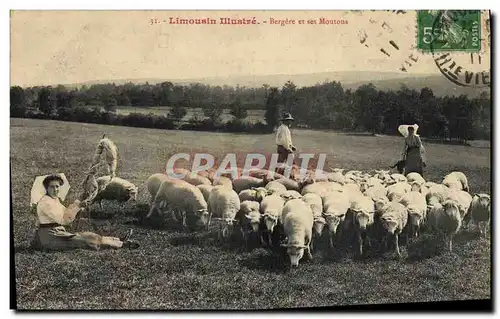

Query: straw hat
281,113,295,121
398,124,419,138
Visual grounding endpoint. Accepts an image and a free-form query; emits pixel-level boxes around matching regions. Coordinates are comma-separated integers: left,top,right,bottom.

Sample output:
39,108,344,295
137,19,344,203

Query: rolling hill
63,71,490,98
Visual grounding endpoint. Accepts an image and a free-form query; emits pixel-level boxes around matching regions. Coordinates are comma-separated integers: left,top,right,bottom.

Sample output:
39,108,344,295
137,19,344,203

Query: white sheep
400,190,427,240
326,171,346,184
237,200,262,250
232,176,266,193
409,181,429,198
197,184,214,203
426,184,451,204
376,200,408,257
196,167,218,183
464,193,491,235
209,185,241,240
347,194,375,256
442,171,469,192
238,187,269,203
182,173,212,187
386,182,411,202
273,177,301,191
281,198,314,267
363,184,388,201
406,172,425,185
212,176,233,189
301,181,342,197
302,193,325,238
445,189,473,220
280,190,303,202
260,193,286,237
322,192,351,249
426,201,461,252
91,176,138,209
423,181,438,188
146,178,209,229
265,181,288,195
145,173,169,199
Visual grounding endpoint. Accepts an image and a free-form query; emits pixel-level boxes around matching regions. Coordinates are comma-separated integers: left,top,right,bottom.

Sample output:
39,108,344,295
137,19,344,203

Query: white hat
30,173,70,207
398,124,419,138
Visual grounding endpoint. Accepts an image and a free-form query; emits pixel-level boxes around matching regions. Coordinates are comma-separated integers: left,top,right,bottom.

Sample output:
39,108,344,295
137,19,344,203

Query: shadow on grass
86,202,150,221
405,230,482,263
238,248,290,274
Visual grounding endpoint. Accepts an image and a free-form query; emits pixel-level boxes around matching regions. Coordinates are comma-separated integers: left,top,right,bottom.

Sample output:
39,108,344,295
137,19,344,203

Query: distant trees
229,97,248,120
264,87,280,130
10,86,26,117
9,79,491,142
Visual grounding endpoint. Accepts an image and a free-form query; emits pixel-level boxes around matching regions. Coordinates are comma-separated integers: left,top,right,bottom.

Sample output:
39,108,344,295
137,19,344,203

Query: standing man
275,113,296,166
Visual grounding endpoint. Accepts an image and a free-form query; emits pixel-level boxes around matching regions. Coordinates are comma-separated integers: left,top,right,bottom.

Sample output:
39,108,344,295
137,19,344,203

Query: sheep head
474,193,491,208
323,213,345,235
263,213,278,233
313,216,326,236
126,185,138,201
251,187,269,202
195,208,210,227
410,182,422,192
443,200,461,218
380,215,399,235
353,210,374,231
373,196,389,213
245,212,261,232
280,242,306,267
221,218,237,239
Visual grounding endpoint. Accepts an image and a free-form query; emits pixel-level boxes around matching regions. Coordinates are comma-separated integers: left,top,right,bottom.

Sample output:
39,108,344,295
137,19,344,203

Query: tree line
10,80,490,141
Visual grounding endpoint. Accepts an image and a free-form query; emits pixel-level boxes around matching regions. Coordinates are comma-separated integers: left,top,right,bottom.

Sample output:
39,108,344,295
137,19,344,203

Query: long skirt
404,147,424,176
32,226,124,251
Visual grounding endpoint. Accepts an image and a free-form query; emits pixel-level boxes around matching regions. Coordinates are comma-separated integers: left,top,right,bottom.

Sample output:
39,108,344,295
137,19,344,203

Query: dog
390,159,406,174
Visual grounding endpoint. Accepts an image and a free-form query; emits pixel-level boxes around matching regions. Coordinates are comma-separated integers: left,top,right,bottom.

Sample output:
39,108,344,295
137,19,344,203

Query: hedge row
15,107,271,134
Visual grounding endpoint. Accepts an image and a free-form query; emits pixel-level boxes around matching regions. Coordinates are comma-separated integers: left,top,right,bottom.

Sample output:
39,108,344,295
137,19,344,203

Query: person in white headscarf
401,125,427,176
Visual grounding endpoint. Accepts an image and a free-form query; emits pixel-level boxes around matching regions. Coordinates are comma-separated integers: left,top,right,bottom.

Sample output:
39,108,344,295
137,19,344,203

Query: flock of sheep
84,137,492,268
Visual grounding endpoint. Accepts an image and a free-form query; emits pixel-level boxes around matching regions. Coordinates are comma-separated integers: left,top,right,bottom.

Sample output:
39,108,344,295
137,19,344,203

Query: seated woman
32,174,139,251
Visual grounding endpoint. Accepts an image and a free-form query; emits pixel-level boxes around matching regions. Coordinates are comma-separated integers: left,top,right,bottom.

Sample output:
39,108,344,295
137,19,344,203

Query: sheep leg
207,213,212,229
329,234,334,250
483,222,489,237
394,234,401,258
181,212,188,232
448,235,453,253
170,210,179,223
357,232,363,257
305,245,313,261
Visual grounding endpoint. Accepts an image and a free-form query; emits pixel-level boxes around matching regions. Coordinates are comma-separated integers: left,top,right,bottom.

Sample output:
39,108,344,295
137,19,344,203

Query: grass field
116,106,266,124
11,118,491,310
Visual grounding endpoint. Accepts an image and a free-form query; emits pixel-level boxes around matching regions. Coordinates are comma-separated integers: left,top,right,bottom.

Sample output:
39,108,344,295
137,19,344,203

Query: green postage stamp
417,10,481,52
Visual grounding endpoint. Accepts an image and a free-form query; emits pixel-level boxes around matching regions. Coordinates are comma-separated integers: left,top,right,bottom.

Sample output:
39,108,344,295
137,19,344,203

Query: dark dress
403,135,425,176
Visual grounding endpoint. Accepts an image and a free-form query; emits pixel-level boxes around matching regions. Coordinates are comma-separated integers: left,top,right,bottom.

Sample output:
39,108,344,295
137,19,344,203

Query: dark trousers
277,145,292,163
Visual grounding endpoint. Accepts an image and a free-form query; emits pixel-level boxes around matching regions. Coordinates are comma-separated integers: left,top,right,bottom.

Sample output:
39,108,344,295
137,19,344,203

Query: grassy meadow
11,118,491,310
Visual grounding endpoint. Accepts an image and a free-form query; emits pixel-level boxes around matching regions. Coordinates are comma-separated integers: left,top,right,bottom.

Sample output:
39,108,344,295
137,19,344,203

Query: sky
10,10,491,87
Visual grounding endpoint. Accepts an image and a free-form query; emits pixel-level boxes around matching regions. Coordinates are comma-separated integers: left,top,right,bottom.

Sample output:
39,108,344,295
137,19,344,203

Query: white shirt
276,124,293,150
36,195,81,226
